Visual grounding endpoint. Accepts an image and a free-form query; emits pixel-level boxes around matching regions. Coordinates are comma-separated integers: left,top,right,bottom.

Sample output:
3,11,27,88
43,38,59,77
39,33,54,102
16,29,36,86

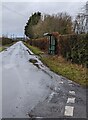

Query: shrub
28,34,88,67
29,38,49,52
2,37,14,45
57,34,88,67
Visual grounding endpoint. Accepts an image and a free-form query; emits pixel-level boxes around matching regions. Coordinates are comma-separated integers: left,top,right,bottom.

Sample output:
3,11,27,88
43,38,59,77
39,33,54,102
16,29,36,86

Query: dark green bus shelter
44,33,57,55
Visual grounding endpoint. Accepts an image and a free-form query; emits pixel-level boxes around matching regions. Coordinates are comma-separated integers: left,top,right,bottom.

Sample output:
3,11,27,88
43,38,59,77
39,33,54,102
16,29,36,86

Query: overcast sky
0,0,87,37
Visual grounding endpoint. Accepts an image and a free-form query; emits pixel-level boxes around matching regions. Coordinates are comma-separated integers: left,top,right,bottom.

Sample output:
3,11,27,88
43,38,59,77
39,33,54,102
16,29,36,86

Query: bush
2,37,14,45
29,38,49,52
28,34,88,68
57,34,88,67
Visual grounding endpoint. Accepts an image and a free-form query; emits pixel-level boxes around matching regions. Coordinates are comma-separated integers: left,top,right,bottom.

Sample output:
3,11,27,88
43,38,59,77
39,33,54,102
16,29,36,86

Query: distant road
0,41,87,119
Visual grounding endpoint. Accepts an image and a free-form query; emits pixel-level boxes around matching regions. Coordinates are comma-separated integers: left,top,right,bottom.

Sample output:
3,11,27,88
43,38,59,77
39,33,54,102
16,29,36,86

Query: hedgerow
29,38,49,52
28,34,88,67
58,34,88,67
2,37,14,45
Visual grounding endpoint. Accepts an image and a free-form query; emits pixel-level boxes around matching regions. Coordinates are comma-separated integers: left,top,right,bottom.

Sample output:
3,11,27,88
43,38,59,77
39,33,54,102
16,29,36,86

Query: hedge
2,37,14,46
29,38,49,52
57,34,88,67
28,34,88,68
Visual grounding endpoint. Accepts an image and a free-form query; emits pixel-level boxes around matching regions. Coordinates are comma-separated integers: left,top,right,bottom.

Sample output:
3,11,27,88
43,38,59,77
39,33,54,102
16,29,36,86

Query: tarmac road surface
0,41,87,119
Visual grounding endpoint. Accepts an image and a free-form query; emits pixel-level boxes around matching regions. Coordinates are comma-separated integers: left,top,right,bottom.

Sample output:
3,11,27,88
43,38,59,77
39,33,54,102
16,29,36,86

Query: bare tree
74,1,88,34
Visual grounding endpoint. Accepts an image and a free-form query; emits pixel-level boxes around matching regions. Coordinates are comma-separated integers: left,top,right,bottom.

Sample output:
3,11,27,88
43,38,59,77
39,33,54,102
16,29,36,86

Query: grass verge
0,42,16,52
41,56,88,87
23,42,44,55
0,46,7,52
24,42,88,87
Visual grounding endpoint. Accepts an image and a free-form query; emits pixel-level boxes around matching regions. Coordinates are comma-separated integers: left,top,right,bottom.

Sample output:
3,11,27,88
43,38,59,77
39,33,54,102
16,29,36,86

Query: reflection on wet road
0,41,87,118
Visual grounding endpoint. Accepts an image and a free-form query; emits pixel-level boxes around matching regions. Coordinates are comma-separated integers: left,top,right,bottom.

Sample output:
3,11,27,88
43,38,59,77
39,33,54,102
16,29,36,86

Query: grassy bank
23,42,43,55
0,46,6,52
0,42,16,52
41,56,88,87
24,42,88,87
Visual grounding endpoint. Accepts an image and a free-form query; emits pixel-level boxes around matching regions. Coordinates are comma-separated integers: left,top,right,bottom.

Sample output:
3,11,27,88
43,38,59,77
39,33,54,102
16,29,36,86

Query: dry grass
24,42,88,87
41,55,88,87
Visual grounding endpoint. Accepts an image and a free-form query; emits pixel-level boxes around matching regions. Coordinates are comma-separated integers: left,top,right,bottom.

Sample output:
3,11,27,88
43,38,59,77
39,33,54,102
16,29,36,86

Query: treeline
28,34,88,68
1,37,14,45
24,12,73,38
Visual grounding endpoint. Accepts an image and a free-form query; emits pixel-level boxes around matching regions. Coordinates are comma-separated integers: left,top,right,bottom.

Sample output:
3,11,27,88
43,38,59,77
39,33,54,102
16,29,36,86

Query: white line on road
59,81,64,84
67,98,75,104
48,92,55,103
48,92,58,103
68,80,72,83
64,106,74,116
69,91,75,95
36,117,43,118
64,91,76,117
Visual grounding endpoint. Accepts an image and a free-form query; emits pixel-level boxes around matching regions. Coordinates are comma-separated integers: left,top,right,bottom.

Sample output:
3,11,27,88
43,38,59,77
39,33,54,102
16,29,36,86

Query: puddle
29,59,38,64
29,58,40,69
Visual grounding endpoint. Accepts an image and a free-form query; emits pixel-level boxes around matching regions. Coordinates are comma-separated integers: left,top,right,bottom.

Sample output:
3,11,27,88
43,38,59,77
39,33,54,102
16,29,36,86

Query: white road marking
69,83,73,86
48,92,55,103
48,92,58,103
67,98,75,103
69,91,75,95
64,106,74,116
36,117,43,118
59,81,64,84
68,80,72,83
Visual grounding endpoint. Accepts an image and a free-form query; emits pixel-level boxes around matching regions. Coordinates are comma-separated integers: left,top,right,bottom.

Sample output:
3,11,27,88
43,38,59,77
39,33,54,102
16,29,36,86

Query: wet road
0,41,87,119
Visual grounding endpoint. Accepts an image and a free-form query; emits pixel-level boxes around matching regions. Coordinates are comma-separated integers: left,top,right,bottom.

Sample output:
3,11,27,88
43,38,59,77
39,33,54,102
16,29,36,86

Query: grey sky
0,0,87,37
